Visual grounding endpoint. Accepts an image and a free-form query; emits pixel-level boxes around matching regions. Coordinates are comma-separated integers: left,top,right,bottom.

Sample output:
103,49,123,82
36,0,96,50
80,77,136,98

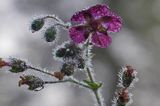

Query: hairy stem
43,15,70,29
28,66,54,76
85,39,103,106
28,66,91,89
44,78,91,89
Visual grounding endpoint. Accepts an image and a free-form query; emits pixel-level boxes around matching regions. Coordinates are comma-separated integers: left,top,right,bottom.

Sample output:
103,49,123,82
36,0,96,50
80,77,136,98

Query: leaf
83,80,102,90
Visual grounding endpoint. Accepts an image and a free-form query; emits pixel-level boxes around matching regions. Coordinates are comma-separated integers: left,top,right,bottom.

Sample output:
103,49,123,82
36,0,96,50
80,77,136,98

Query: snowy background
0,0,160,106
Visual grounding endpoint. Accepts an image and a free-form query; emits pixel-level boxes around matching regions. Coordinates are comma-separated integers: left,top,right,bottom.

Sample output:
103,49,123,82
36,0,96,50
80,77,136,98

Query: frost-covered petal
88,4,110,19
71,10,90,24
91,32,112,48
69,26,89,43
101,14,122,33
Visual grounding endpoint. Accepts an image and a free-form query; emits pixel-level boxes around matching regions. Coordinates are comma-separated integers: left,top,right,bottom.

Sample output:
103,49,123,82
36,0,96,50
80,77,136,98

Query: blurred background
0,0,160,106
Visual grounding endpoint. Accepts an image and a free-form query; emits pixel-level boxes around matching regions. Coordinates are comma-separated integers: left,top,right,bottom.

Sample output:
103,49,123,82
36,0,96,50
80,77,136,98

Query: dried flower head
69,4,122,48
0,58,9,68
53,71,65,80
19,75,44,91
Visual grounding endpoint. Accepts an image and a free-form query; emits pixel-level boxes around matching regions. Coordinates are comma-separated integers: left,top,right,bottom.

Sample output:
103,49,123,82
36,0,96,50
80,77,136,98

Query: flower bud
55,48,66,58
31,18,44,32
117,89,130,106
61,62,75,76
76,57,85,69
44,26,57,42
19,75,44,91
122,66,136,88
9,58,27,73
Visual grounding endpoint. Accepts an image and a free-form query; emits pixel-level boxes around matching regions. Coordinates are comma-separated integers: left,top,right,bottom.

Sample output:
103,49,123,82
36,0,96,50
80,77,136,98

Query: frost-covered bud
76,57,85,69
118,65,138,88
53,41,82,60
61,62,75,76
0,58,9,68
117,89,130,106
19,75,44,91
122,66,137,88
31,18,44,32
44,26,57,42
9,58,27,73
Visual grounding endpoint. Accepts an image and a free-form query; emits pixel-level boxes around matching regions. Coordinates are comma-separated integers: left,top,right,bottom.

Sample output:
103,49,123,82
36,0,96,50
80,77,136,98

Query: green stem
43,15,70,29
45,78,91,89
85,38,103,106
27,66,91,89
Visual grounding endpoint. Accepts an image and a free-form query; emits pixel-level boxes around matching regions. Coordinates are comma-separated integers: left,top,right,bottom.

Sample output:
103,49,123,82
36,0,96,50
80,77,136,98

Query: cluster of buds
53,62,76,80
112,65,138,106
52,42,86,80
19,75,44,91
0,58,28,73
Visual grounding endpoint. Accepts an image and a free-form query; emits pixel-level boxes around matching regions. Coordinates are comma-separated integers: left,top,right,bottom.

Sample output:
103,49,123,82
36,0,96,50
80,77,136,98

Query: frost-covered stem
42,15,70,29
94,90,102,106
86,66,102,106
45,78,91,89
27,66,91,89
28,66,54,76
86,67,94,82
85,38,103,106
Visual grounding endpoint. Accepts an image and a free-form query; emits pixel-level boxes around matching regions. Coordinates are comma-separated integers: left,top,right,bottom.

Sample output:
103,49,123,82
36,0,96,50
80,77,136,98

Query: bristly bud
60,62,75,76
0,58,9,68
117,89,130,106
9,58,27,73
53,41,82,60
31,18,44,33
19,75,44,91
76,57,85,69
44,26,57,42
118,65,138,88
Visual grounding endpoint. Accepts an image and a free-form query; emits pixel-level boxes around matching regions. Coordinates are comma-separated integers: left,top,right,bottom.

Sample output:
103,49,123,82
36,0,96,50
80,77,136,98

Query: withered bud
53,71,65,80
19,75,44,91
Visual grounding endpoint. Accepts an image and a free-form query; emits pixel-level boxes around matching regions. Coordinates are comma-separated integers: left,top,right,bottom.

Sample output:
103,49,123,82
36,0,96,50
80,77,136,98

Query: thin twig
44,78,91,89
27,66,54,77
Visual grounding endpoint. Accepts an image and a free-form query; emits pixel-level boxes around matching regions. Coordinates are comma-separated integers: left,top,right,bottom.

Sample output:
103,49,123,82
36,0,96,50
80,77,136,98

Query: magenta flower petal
102,15,122,32
91,32,112,48
71,10,87,24
69,26,88,43
88,4,110,19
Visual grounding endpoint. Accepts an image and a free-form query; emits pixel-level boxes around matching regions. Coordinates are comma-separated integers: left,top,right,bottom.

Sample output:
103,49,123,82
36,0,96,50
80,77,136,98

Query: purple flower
69,4,122,48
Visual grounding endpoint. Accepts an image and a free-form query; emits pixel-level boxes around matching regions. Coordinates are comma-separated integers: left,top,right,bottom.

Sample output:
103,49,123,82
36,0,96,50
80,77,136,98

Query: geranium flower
69,4,122,48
